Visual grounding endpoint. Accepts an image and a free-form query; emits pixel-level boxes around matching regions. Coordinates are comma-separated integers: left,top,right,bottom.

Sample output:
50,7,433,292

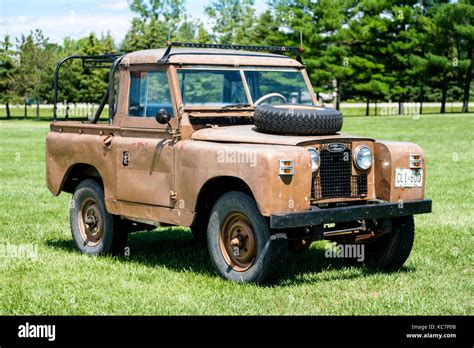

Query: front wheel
364,216,415,271
207,191,287,284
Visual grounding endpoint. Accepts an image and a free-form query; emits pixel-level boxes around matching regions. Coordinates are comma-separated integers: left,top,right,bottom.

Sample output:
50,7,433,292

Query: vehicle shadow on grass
283,246,415,285
46,228,215,277
46,228,415,285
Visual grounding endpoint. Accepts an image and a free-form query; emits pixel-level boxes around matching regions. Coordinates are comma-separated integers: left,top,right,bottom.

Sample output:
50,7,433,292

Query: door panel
114,68,176,208
116,136,175,207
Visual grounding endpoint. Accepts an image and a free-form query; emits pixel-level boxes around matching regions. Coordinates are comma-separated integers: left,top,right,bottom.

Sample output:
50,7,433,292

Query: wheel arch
61,163,103,194
192,176,257,227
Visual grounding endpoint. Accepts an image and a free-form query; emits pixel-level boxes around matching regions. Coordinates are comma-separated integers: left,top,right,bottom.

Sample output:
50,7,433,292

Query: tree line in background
0,0,473,118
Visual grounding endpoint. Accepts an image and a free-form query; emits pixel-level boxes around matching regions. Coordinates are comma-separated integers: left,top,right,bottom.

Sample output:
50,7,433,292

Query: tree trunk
440,83,447,114
24,102,27,118
419,84,424,115
462,47,472,113
6,102,10,118
36,101,40,119
365,98,370,116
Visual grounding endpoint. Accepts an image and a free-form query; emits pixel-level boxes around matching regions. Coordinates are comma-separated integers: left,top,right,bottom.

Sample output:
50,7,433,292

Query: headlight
307,147,320,172
354,146,373,170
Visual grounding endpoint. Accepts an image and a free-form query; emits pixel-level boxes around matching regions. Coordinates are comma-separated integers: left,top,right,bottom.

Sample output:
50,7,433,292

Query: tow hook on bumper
270,199,432,229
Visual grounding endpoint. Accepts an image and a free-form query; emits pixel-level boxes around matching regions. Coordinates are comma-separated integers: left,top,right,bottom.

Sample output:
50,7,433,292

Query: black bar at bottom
270,199,432,229
0,315,470,346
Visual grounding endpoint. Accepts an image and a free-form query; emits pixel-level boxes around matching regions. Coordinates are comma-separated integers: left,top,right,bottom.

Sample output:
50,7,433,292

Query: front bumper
270,199,432,229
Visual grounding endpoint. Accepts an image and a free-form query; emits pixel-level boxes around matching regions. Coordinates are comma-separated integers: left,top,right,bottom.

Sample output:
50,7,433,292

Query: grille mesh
312,141,368,201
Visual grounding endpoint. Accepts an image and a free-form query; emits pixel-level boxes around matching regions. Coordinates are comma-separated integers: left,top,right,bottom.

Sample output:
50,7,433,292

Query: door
115,68,177,208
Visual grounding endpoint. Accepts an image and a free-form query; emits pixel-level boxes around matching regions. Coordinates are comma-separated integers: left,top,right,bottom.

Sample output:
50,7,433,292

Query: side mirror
155,109,171,125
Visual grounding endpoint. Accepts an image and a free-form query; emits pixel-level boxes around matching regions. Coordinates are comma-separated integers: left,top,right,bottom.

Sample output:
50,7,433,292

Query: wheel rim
219,212,257,272
78,197,104,247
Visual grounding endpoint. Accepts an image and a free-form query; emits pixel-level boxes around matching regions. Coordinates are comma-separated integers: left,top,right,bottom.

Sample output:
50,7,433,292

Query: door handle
102,134,114,149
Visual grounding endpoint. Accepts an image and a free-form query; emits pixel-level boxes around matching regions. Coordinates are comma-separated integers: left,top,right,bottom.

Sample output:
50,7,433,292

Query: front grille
312,141,368,201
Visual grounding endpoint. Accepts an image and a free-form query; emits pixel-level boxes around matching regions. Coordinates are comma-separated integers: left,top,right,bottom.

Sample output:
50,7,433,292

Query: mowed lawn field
0,113,473,315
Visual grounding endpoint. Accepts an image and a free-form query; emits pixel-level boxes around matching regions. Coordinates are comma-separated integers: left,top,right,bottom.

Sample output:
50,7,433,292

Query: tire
190,214,208,245
254,104,343,135
364,216,415,271
207,191,287,284
70,179,127,255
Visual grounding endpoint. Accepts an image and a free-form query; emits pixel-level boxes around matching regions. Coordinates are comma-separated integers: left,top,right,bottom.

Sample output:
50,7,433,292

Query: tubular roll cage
53,53,124,122
52,42,304,122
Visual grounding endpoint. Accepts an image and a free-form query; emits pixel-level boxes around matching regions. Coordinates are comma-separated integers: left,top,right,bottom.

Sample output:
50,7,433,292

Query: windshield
244,70,313,105
177,68,313,107
178,69,247,106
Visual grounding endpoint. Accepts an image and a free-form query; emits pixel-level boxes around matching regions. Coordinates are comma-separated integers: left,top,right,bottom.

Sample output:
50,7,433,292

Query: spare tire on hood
254,104,343,135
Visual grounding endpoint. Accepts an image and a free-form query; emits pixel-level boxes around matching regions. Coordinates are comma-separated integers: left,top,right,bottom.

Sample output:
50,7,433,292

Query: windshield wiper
217,103,252,111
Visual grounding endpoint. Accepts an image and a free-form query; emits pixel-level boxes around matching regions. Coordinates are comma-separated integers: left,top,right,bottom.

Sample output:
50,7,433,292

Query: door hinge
170,190,178,201
171,129,181,140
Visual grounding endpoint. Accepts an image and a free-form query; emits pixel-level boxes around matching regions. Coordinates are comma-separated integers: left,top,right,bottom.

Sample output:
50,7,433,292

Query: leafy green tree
0,35,17,118
13,30,58,118
55,37,84,110
14,31,41,117
428,3,461,113
249,10,282,46
269,0,354,108
122,0,207,51
205,0,256,44
75,33,117,103
386,2,426,114
439,1,474,112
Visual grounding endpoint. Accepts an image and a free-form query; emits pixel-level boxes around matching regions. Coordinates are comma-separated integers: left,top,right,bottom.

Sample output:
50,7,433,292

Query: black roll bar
108,55,125,122
53,53,123,122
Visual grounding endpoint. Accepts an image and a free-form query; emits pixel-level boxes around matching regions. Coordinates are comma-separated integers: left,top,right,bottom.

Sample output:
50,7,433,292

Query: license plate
395,168,423,188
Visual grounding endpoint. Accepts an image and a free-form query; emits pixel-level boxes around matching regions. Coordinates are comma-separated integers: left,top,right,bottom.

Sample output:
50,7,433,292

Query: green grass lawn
0,113,473,315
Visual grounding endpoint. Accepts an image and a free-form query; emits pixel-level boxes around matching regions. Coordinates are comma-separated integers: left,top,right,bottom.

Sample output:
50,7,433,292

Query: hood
191,125,373,146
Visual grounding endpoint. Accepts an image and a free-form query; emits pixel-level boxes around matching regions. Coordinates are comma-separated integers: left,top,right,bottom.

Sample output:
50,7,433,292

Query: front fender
374,140,426,202
177,140,312,216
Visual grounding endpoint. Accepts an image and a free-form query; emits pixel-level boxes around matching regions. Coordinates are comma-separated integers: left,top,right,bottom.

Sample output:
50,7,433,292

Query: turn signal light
409,154,422,169
279,160,294,176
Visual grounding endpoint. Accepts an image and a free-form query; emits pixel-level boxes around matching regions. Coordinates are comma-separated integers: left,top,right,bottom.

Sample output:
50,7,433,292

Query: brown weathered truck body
46,44,432,283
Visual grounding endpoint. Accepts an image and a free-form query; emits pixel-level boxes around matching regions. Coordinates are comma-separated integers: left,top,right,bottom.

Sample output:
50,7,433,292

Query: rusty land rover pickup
46,42,432,284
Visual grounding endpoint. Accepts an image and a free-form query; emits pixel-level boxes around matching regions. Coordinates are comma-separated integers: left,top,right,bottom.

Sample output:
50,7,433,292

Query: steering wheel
254,93,287,106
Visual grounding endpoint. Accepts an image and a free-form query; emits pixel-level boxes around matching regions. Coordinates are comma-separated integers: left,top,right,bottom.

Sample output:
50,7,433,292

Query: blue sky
0,0,267,45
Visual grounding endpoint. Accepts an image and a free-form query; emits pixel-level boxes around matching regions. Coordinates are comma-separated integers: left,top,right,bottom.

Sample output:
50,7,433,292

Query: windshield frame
174,65,317,111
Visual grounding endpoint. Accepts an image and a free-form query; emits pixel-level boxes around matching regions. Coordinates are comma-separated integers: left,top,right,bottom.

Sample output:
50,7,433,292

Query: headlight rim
307,147,320,172
354,145,373,170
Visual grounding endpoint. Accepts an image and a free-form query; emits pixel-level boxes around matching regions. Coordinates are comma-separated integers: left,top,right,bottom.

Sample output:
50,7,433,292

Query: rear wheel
207,191,287,284
365,216,415,271
70,179,127,255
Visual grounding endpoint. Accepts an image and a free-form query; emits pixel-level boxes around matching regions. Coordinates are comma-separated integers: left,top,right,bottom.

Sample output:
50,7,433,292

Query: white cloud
100,0,129,11
0,13,133,44
0,0,270,45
